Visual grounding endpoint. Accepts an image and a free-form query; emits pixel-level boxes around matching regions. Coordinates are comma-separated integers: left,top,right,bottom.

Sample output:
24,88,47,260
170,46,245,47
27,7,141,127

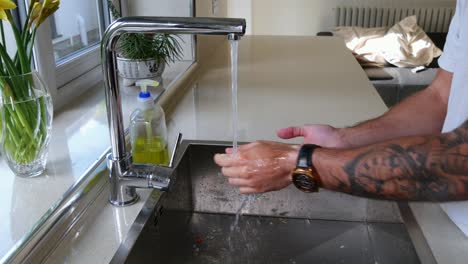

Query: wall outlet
212,0,219,16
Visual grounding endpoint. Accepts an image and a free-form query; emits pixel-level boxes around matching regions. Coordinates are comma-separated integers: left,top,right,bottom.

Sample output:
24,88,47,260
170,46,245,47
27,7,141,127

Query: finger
239,187,259,194
214,153,249,167
227,177,251,187
226,142,257,154
221,166,249,179
277,126,305,139
214,153,237,167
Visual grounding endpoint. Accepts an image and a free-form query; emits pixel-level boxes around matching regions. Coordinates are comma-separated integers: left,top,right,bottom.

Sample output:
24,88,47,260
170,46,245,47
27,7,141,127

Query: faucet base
109,194,140,207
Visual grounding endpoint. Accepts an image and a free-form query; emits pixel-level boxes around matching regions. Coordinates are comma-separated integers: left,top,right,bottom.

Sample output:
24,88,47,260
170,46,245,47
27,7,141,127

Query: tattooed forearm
317,120,468,201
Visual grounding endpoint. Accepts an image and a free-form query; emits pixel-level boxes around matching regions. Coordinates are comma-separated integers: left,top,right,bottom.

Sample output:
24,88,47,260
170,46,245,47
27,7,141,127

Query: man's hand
214,141,299,194
277,125,349,148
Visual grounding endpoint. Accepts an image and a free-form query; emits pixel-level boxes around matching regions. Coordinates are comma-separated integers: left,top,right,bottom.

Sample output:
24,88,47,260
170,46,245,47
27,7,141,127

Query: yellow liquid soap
132,137,169,165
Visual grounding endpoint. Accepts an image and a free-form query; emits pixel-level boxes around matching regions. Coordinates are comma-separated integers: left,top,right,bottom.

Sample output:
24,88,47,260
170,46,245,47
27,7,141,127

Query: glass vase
0,71,53,177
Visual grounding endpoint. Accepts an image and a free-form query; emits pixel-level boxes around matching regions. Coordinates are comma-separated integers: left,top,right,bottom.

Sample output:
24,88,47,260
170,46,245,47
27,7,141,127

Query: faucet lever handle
168,133,182,168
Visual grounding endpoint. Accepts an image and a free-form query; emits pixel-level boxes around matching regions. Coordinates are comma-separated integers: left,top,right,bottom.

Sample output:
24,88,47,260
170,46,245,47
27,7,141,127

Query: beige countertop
409,202,468,263
0,61,193,263
5,35,462,264
166,36,387,143
45,36,399,263
152,36,468,264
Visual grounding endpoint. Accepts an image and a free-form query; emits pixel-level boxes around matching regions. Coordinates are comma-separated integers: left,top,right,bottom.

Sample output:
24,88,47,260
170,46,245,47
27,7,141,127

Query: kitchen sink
111,141,421,264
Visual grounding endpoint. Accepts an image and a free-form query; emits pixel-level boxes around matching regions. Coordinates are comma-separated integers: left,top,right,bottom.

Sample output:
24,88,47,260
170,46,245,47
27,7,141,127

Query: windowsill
0,60,194,262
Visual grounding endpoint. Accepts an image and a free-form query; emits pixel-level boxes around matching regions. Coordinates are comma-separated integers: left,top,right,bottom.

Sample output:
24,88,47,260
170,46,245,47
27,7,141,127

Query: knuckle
249,182,258,189
222,167,234,177
241,167,251,178
221,167,228,175
244,179,254,188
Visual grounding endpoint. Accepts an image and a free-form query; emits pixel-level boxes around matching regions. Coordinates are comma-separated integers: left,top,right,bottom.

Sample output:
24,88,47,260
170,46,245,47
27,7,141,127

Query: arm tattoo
337,120,468,201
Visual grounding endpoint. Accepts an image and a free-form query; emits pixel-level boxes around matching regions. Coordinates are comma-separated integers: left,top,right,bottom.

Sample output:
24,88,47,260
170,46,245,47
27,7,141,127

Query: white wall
229,0,457,36
228,0,252,35
127,0,195,60
128,0,192,17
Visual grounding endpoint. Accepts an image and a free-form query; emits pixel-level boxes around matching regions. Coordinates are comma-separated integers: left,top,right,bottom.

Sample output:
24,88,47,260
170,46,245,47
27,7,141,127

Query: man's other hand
277,124,348,148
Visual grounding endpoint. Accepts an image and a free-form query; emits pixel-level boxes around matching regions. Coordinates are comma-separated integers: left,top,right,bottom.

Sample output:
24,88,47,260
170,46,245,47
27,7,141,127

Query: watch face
292,172,318,193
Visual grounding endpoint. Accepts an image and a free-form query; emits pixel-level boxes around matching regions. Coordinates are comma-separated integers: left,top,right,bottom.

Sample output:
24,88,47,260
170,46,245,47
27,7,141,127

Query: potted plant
108,1,183,86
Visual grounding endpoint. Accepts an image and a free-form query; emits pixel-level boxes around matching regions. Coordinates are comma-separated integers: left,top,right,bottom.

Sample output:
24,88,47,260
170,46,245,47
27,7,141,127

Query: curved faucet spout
101,16,246,206
102,17,246,161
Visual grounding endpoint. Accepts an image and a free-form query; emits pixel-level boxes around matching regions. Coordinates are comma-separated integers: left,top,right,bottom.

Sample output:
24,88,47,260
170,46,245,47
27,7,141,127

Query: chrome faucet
101,17,246,206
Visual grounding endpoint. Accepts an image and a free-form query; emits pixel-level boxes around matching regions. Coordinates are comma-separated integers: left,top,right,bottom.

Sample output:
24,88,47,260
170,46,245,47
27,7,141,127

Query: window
24,0,110,109
10,0,196,110
1,21,16,57
50,1,102,63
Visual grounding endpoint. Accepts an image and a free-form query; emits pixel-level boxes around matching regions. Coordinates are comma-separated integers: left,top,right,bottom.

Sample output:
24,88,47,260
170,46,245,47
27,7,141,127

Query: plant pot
116,57,166,86
0,71,53,177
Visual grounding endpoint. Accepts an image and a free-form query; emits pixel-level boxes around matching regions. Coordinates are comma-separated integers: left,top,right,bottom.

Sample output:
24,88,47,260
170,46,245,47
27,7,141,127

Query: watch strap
297,144,320,168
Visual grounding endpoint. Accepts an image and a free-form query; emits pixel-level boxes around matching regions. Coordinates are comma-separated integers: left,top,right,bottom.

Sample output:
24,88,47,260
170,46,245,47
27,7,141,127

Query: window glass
50,0,102,63
2,22,17,57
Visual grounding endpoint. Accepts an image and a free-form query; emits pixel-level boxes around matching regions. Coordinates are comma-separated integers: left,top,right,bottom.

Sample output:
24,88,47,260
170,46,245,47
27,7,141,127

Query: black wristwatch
292,144,322,193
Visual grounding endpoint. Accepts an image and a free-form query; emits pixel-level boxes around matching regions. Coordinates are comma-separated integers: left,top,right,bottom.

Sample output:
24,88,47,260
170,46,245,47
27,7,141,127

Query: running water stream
230,39,258,216
230,39,239,153
228,39,260,257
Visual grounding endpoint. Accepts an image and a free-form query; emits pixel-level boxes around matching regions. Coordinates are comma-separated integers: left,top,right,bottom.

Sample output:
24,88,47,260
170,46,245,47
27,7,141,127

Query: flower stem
27,28,37,63
6,11,30,74
0,42,18,76
22,0,37,34
0,21,5,74
0,21,5,51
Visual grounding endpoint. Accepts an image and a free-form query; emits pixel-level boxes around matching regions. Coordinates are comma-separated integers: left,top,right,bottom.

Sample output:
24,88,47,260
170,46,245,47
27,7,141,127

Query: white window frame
20,0,111,110
19,0,196,110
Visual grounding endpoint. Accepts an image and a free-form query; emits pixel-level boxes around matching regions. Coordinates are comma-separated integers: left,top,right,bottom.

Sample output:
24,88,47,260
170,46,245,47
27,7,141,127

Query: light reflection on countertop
0,61,193,262
48,36,391,263
167,36,387,143
25,36,468,264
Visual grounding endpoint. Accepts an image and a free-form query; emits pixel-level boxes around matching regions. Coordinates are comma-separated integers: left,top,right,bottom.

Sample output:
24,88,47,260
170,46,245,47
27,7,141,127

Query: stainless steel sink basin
111,141,421,264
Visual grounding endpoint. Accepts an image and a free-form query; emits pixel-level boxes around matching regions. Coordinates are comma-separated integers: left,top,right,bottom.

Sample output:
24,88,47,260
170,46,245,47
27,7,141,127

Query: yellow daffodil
36,0,59,26
0,0,16,21
0,0,60,173
28,2,42,28
27,0,60,28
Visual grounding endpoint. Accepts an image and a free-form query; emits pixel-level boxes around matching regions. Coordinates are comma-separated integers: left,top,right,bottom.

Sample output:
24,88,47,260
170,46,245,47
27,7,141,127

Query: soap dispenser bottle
130,79,169,165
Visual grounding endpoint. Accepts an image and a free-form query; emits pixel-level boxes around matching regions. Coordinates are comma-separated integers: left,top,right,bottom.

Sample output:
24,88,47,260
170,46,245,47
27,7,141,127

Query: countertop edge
409,202,468,264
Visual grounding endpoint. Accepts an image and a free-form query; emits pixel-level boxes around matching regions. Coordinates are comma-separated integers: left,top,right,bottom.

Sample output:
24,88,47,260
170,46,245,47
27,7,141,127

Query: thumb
277,126,306,139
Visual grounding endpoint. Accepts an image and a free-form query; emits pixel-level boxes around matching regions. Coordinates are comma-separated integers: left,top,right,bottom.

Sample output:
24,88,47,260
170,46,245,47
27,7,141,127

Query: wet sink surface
112,141,420,264
126,212,418,264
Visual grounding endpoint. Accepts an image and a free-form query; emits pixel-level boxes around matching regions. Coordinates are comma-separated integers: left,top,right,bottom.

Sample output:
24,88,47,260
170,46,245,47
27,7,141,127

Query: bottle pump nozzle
135,79,160,99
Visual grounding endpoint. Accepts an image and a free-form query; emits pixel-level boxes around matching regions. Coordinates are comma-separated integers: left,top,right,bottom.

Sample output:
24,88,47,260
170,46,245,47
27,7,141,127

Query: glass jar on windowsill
0,71,53,177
